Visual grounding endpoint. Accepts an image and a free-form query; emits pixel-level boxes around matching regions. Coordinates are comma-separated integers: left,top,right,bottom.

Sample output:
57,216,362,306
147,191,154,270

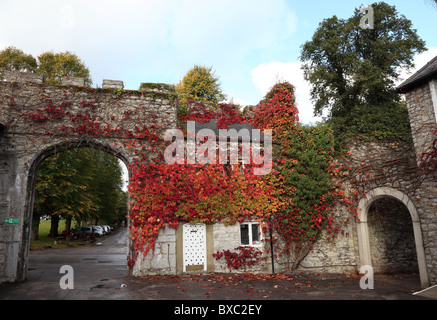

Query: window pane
240,224,249,245
252,224,259,243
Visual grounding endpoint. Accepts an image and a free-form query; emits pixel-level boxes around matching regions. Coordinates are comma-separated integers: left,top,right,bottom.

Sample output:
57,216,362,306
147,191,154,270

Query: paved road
0,227,432,302
0,228,130,300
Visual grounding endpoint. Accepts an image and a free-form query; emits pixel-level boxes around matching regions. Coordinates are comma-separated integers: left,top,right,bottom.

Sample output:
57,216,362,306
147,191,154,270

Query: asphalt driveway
0,227,431,302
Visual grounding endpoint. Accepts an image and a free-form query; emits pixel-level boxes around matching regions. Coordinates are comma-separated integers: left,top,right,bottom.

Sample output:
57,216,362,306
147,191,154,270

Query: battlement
0,70,175,93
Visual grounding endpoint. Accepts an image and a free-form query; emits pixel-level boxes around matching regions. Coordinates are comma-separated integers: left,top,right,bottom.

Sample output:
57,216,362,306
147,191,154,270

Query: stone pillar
0,138,28,283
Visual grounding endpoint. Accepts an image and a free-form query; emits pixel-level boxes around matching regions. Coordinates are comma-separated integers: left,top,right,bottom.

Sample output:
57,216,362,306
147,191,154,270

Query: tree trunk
65,217,72,232
290,242,313,270
30,213,41,241
49,215,60,237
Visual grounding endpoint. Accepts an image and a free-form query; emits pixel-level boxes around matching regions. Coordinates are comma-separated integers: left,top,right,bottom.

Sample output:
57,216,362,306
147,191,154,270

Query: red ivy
22,83,355,270
213,246,262,270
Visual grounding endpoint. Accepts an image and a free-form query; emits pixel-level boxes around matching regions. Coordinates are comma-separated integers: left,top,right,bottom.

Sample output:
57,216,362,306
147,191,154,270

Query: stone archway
356,187,429,288
0,74,177,283
16,139,131,282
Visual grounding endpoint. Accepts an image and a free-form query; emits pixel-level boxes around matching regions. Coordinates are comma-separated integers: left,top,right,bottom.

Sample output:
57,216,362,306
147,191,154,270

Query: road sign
4,218,20,224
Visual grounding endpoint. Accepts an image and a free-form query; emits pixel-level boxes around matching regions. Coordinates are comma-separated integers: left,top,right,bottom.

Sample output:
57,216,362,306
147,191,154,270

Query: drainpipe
269,216,274,274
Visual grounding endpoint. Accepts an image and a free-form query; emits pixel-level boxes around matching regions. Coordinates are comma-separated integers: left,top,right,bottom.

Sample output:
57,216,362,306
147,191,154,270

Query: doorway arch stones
356,187,429,288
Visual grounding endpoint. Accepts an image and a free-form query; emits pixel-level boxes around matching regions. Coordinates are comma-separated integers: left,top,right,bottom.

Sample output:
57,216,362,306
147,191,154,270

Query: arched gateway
0,72,177,282
356,187,429,288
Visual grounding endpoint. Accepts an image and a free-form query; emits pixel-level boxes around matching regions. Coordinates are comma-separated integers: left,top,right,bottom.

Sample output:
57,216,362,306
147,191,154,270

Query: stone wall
133,136,437,287
293,205,357,274
212,222,273,274
401,78,437,286
131,226,177,276
0,71,178,283
404,82,436,164
346,138,436,286
367,198,418,274
292,137,435,286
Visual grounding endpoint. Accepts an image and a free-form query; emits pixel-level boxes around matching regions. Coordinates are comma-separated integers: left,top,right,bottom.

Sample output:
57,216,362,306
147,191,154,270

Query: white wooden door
182,223,206,272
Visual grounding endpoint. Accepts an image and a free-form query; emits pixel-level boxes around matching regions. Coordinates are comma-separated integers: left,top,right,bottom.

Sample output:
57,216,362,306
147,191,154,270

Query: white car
93,226,104,236
99,225,111,234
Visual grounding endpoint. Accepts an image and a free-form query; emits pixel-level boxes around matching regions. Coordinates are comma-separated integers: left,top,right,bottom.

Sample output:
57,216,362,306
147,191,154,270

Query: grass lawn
30,220,88,249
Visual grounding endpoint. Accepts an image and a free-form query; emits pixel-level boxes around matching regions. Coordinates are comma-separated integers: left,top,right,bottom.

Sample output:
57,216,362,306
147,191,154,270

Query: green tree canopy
176,65,226,112
37,51,92,86
0,46,37,72
33,148,124,239
300,2,426,144
0,47,92,86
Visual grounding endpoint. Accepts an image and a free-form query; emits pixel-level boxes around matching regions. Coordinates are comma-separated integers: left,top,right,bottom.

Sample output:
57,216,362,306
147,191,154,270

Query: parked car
78,226,98,239
70,227,86,240
99,225,111,234
93,226,104,237
59,229,69,239
80,226,95,235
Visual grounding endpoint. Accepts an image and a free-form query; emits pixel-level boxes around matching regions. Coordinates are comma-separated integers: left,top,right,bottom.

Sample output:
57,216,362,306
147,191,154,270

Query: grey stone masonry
0,71,178,283
61,76,85,86
102,79,124,89
1,70,44,84
404,82,436,164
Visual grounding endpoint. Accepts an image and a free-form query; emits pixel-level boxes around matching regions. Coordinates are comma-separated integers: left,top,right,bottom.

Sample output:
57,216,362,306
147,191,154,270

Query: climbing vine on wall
250,82,357,266
212,246,262,270
419,123,437,176
17,81,357,270
127,99,282,266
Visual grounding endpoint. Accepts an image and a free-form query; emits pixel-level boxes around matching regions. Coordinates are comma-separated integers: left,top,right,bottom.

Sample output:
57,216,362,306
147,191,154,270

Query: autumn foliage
419,124,437,174
127,99,281,265
22,80,352,270
127,81,352,268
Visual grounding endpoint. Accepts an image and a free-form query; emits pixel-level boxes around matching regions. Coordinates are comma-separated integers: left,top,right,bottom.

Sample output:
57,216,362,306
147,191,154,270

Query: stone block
102,79,124,90
61,76,85,86
1,71,44,84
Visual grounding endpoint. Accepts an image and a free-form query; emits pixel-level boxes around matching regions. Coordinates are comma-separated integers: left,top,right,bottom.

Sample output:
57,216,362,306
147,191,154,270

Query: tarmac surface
0,227,432,304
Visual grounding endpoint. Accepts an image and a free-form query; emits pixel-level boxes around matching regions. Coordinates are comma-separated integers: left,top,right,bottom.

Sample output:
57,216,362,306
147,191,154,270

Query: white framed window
240,222,262,246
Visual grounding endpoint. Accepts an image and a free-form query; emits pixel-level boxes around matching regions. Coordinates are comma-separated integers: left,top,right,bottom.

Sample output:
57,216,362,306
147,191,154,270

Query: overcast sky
0,0,436,125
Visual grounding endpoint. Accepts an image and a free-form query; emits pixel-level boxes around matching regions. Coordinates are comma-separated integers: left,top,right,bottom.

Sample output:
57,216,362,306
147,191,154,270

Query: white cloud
225,97,252,107
251,61,322,125
397,48,437,86
250,49,437,125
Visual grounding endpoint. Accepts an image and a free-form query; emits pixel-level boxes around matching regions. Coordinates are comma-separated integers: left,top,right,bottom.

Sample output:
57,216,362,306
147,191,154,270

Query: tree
0,47,92,86
300,2,426,143
0,46,37,73
32,148,123,239
85,151,123,225
37,51,92,86
33,149,96,239
176,65,225,112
